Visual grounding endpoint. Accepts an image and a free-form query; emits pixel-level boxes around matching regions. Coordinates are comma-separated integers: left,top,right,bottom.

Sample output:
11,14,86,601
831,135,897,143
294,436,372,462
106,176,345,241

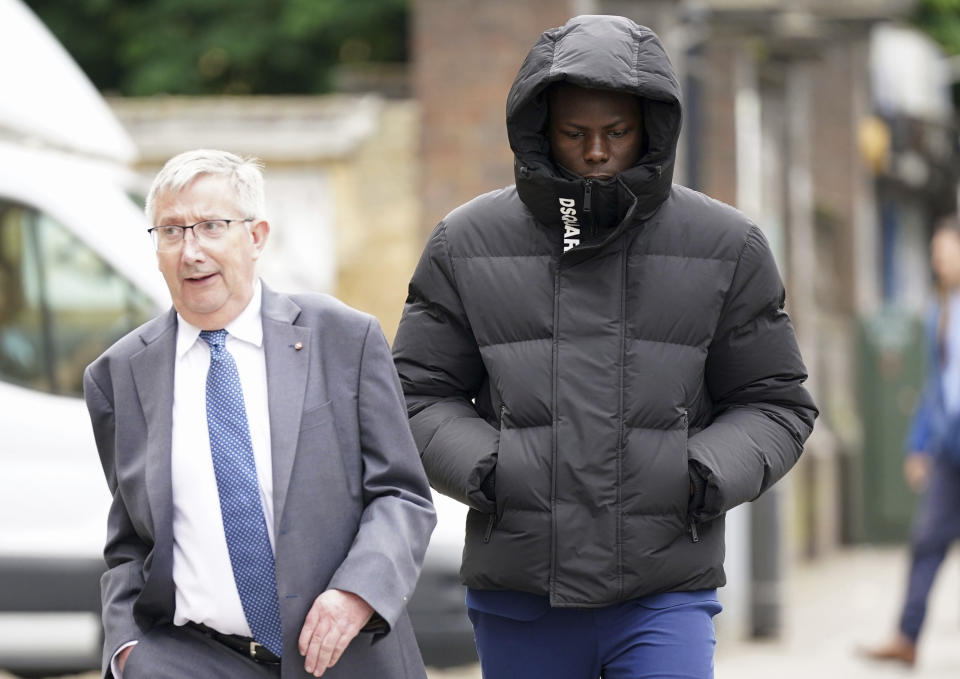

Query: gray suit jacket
83,284,436,678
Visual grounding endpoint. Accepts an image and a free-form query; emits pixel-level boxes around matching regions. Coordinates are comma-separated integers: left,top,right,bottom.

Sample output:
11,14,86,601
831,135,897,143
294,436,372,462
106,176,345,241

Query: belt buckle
249,640,263,659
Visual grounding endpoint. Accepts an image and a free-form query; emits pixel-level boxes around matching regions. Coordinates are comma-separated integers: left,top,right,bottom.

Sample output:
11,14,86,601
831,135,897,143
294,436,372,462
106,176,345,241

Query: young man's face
548,83,643,179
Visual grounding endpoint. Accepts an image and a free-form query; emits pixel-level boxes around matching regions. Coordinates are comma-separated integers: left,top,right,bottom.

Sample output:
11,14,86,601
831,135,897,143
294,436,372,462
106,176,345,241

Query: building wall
700,39,740,207
413,0,573,230
811,42,864,316
333,100,421,340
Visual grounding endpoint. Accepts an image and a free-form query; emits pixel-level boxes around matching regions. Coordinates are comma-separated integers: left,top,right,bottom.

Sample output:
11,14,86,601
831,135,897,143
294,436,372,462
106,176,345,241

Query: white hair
145,149,266,225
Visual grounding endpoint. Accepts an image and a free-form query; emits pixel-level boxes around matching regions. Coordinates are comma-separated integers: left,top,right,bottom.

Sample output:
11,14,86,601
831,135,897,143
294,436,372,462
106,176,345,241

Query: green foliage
914,0,960,55
24,0,408,95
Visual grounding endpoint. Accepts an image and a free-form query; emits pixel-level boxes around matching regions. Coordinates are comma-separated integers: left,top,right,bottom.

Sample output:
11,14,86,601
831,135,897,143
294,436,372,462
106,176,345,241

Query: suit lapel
129,309,177,620
261,285,312,534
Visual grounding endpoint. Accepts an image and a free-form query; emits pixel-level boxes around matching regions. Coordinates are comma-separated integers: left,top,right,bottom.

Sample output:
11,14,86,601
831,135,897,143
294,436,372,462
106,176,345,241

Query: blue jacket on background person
907,299,960,465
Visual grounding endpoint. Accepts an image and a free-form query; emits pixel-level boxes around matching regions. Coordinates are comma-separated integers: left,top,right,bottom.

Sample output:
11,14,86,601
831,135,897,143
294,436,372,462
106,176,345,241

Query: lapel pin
294,342,303,351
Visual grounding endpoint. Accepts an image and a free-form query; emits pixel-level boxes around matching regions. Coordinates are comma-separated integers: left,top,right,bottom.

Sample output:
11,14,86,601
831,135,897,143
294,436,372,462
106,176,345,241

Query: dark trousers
468,590,722,679
121,623,281,679
899,457,960,641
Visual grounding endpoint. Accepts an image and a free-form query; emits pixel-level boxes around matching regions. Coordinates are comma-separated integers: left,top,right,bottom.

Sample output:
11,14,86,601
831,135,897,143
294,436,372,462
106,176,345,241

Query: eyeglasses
147,218,253,252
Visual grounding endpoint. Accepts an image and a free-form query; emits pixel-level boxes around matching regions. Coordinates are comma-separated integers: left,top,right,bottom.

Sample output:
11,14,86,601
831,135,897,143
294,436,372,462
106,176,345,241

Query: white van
0,141,169,672
0,0,169,671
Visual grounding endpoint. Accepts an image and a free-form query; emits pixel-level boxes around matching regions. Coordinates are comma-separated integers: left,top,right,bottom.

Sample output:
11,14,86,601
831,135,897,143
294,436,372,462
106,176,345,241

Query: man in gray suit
84,149,436,679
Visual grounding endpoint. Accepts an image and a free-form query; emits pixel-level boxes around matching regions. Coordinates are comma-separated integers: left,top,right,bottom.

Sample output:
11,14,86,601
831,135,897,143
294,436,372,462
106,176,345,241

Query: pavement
431,544,960,679
714,545,960,679
3,545,957,679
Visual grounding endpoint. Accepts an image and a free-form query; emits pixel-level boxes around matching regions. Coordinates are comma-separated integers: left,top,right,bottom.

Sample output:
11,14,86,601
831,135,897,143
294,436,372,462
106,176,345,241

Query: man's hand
904,453,932,492
298,589,374,677
117,645,133,672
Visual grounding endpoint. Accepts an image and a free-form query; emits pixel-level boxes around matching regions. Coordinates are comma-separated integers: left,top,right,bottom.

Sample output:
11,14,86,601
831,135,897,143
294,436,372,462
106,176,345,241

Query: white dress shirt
171,281,274,632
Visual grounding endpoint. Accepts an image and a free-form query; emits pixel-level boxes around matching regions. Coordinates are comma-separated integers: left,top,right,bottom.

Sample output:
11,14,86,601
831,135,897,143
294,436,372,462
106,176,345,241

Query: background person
84,149,435,679
865,217,960,667
393,15,817,679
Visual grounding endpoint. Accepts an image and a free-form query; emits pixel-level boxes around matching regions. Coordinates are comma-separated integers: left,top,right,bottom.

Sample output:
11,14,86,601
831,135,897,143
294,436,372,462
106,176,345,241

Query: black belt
186,621,281,664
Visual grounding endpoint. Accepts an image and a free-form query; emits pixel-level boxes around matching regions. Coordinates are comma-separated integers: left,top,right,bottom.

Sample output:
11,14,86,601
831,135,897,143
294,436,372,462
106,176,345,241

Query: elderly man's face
548,84,643,179
153,174,268,330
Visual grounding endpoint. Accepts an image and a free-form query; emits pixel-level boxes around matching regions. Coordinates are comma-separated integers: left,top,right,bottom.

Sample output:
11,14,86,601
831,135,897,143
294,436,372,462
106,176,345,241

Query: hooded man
393,15,817,679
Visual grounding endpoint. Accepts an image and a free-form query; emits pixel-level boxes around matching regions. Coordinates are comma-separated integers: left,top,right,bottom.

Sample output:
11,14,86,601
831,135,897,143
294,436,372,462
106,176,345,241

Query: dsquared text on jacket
559,197,580,252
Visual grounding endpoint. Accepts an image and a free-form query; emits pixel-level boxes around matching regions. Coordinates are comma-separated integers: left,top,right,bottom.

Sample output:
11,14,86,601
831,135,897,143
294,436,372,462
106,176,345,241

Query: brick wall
413,0,573,232
810,40,867,315
700,39,739,208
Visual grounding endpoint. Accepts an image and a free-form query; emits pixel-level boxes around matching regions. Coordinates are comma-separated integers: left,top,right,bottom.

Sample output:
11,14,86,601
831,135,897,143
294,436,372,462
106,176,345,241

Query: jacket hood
507,15,682,248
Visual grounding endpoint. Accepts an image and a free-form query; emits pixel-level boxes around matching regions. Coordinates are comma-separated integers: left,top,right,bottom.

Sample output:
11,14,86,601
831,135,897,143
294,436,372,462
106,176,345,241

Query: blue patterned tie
201,329,283,656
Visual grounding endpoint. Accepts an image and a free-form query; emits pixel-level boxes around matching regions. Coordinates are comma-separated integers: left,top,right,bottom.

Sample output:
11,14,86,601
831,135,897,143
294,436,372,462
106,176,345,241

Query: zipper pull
583,179,593,214
483,514,496,543
689,520,700,543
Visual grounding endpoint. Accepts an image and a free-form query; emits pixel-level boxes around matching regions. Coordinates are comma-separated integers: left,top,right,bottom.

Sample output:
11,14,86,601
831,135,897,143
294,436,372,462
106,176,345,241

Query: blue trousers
467,589,721,679
899,456,960,641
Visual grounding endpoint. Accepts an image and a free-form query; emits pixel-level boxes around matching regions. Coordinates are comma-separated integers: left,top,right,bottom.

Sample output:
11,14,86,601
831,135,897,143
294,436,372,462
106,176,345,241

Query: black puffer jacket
394,15,817,607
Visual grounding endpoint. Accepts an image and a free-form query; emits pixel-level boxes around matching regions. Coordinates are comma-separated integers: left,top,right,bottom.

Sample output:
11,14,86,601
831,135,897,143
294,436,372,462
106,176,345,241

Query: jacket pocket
681,409,701,543
483,404,508,543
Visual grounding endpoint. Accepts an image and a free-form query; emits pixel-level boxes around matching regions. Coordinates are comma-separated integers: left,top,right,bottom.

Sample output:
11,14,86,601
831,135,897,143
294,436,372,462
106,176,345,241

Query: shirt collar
175,280,264,358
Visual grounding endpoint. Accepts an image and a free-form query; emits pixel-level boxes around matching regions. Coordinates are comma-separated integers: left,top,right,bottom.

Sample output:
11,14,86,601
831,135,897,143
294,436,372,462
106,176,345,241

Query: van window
0,199,154,396
0,202,46,390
